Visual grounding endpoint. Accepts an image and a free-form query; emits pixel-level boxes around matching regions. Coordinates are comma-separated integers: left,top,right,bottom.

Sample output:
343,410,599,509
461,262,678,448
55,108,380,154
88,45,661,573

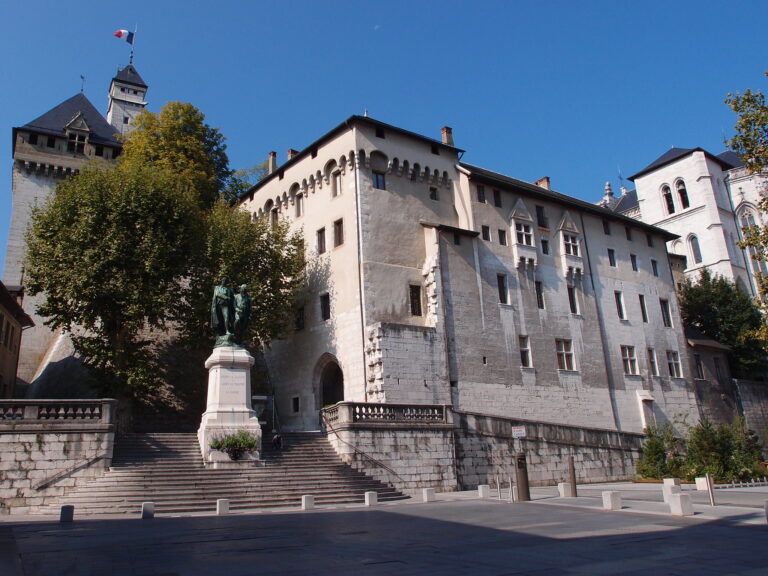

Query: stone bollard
662,484,681,503
695,477,709,491
669,493,694,516
216,499,230,515
558,482,573,498
422,488,435,503
141,502,155,519
511,486,519,503
602,491,622,511
365,491,377,507
302,495,315,510
478,484,491,498
59,505,74,523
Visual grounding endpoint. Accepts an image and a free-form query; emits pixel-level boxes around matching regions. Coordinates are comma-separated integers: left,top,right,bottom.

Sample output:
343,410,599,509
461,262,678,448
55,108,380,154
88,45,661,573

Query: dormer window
515,222,533,246
563,234,579,256
67,133,86,154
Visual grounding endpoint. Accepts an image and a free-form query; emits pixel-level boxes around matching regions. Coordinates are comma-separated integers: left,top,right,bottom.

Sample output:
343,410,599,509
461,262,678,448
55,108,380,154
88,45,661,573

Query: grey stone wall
736,381,768,449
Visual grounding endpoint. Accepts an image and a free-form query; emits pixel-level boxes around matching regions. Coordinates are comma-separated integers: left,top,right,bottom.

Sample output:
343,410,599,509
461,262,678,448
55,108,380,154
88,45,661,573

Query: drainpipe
352,130,369,401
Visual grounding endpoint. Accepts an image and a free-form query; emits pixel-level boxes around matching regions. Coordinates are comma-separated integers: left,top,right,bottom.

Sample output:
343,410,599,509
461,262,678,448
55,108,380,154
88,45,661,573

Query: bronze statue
211,277,235,346
234,284,252,344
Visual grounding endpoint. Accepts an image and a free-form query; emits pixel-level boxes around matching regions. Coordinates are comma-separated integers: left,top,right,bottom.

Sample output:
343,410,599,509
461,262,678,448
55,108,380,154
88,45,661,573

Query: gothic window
662,185,675,214
676,180,690,209
739,210,768,276
689,235,702,264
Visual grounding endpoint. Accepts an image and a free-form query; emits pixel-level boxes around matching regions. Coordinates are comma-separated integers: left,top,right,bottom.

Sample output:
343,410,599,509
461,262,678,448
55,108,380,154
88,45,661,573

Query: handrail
32,452,110,491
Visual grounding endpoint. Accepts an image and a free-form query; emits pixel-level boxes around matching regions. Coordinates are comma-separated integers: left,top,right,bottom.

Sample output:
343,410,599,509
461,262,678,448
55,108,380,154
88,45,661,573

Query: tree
121,102,231,208
222,160,270,204
726,72,768,174
678,269,767,377
25,162,202,394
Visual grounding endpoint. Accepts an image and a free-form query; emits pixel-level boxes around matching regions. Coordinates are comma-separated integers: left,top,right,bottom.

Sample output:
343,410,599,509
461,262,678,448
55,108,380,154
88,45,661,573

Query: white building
240,116,699,435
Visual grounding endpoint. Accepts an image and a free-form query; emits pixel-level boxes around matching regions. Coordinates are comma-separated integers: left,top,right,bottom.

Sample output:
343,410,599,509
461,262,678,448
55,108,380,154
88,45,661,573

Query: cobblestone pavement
2,485,767,576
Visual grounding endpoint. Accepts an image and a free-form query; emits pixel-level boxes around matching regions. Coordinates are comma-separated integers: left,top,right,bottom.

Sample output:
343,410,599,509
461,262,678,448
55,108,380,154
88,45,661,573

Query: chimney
534,176,551,190
441,126,454,146
287,148,299,160
268,151,277,174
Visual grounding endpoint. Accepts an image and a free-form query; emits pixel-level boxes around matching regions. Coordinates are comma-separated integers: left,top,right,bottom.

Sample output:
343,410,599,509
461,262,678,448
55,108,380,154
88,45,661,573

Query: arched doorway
320,361,344,407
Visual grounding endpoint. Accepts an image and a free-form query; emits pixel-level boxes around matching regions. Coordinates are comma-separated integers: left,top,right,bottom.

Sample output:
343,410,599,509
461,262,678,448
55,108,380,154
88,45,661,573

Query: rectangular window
563,234,579,256
295,193,304,217
541,239,550,255
332,171,342,197
535,281,545,309
29,133,38,145
333,219,344,247
648,348,659,376
292,396,300,413
3,321,10,348
646,233,654,247
493,189,502,207
667,350,682,378
536,205,548,228
372,171,386,190
516,222,533,246
270,209,279,227
621,345,638,375
46,135,55,148
608,248,616,267
476,185,486,203
317,228,326,254
453,232,461,246
651,259,659,277
625,227,633,241
94,144,103,157
410,285,423,316
67,133,85,153
694,354,705,379
498,229,507,246
295,306,305,331
603,220,611,235
519,336,531,368
714,357,723,381
556,339,574,371
320,294,331,321
481,225,491,241
639,294,648,323
660,299,672,327
497,274,508,304
630,254,638,271
429,186,439,200
568,286,578,314
615,291,626,320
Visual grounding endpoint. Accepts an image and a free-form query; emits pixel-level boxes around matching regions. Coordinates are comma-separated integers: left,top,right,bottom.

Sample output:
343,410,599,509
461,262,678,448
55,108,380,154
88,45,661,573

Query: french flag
114,29,135,45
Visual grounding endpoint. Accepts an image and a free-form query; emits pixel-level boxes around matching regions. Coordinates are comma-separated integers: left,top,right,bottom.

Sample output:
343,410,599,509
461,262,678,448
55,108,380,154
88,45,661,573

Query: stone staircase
35,431,408,515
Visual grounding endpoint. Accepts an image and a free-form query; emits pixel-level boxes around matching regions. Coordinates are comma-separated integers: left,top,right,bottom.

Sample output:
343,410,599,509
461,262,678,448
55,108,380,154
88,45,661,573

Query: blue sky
1,1,766,276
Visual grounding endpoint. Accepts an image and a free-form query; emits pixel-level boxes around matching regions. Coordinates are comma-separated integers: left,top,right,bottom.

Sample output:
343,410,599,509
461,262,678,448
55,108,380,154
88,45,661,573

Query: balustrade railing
0,399,116,424
321,402,448,426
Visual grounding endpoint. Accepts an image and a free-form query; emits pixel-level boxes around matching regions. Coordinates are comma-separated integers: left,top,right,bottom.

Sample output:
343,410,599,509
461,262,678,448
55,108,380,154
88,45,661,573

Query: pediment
557,211,580,234
65,112,90,134
509,198,533,222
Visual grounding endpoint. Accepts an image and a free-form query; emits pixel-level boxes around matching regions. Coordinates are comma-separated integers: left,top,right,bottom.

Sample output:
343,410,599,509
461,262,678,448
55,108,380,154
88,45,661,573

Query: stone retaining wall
0,399,116,515
736,380,768,449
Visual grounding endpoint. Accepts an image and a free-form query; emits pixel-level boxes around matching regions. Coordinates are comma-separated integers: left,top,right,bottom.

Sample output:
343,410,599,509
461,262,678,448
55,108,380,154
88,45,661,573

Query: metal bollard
515,452,531,502
567,455,578,497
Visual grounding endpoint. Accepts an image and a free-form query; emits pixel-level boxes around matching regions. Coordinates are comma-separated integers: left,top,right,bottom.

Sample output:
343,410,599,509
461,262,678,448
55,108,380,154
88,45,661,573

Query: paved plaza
1,484,766,575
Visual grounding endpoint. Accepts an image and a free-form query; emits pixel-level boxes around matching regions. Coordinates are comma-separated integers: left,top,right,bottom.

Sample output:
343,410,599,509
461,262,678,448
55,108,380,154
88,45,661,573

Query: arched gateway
315,354,344,408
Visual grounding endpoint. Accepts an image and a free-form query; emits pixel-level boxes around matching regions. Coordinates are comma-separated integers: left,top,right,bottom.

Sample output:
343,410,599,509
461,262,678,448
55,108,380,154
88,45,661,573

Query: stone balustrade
323,402,451,430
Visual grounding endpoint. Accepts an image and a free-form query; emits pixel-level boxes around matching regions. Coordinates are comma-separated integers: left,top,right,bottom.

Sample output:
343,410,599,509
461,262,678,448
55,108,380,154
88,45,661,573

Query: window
568,286,579,314
94,145,103,157
739,211,768,276
498,229,507,246
481,225,491,241
295,306,305,330
615,291,625,320
694,354,705,379
431,143,439,155
46,135,55,148
621,346,638,375
541,239,550,254
660,299,672,327
410,285,423,316
519,336,531,368
630,254,638,271
625,227,633,241
608,249,616,267
689,235,702,264
563,234,579,256
4,321,10,348
651,259,659,277
270,209,279,227
372,171,386,190
320,294,331,321
536,205,549,228
497,274,508,304
647,348,659,376
333,219,344,247
123,116,129,125
453,232,461,246
535,281,545,309
67,133,85,154
429,186,439,200
295,193,304,218
292,396,300,413
639,294,648,323
667,350,682,378
332,171,342,197
646,234,654,247
603,220,611,235
556,339,574,371
29,133,38,145
516,223,533,246
476,185,486,203
493,189,502,207
713,357,723,382
677,180,689,209
375,127,385,138
662,185,675,214
317,228,326,254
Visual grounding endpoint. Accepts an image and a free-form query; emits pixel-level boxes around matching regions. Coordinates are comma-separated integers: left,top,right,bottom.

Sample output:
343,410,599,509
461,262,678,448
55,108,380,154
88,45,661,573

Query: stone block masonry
0,399,116,515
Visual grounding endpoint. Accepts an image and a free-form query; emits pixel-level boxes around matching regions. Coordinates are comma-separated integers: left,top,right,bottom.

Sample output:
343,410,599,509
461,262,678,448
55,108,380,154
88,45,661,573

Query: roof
613,188,638,214
716,150,744,169
629,147,736,181
457,162,679,241
0,282,33,328
14,92,122,152
685,326,731,352
113,64,147,88
243,115,464,199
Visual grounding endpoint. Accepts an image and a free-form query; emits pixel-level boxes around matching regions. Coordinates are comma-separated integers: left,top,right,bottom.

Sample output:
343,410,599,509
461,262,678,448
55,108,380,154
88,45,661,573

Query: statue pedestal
197,346,262,466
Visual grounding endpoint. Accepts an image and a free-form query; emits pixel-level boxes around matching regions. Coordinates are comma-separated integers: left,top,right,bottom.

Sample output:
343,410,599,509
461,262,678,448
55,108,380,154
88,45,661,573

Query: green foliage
209,429,260,460
726,73,768,174
222,160,270,204
678,269,767,377
26,162,202,394
636,423,682,479
121,102,231,208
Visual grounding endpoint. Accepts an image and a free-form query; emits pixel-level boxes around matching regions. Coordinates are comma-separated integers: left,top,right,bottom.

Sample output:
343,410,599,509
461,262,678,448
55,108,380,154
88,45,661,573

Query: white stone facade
241,116,699,435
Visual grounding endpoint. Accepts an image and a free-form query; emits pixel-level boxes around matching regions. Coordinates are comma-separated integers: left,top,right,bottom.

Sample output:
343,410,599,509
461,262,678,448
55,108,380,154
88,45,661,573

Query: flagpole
129,24,137,64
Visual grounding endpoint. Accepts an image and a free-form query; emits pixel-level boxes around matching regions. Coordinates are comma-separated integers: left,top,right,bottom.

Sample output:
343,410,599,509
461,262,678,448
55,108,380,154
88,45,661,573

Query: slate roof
0,282,33,328
629,147,736,181
114,64,147,88
613,188,638,214
716,150,744,169
685,326,731,351
14,92,121,152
